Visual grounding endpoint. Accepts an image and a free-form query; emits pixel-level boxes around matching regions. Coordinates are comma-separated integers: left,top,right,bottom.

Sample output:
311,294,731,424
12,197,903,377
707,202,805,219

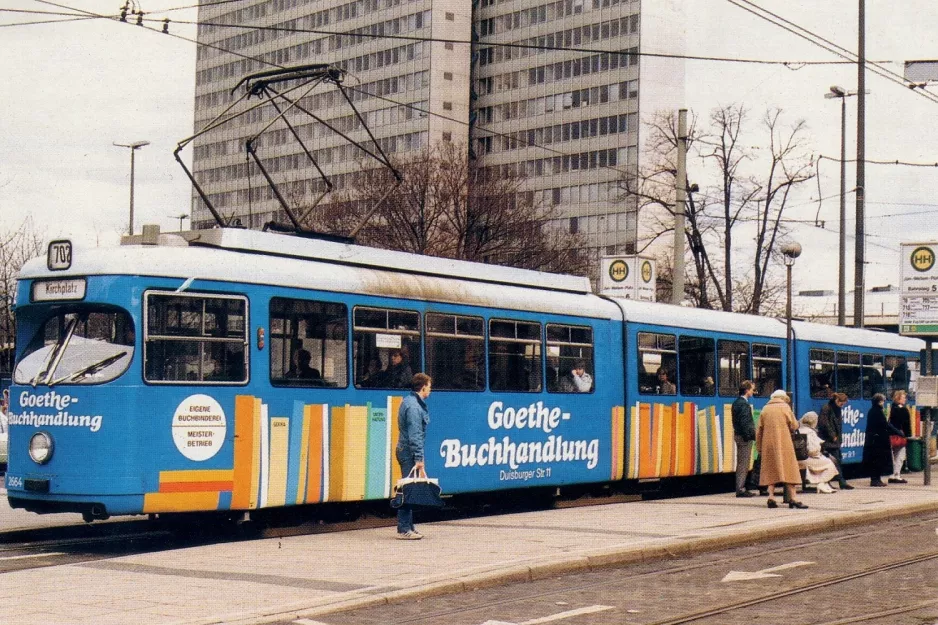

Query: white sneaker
396,531,423,540
818,482,835,494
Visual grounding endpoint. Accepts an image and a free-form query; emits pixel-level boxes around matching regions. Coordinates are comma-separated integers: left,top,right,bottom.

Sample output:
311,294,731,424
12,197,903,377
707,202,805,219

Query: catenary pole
854,0,866,327
671,109,687,305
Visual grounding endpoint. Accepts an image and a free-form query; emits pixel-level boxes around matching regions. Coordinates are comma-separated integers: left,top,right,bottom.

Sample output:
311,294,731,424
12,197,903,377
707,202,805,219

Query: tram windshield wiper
31,316,80,387
49,351,129,386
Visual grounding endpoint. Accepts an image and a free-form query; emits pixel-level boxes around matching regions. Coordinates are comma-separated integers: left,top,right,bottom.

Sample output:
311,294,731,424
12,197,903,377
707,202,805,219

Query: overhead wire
0,7,102,27
725,0,938,106
23,0,938,252
730,0,937,95
33,0,645,181
15,0,885,68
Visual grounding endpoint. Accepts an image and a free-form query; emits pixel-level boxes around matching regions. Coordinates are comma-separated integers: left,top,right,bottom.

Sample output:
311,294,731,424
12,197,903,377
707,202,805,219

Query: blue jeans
396,449,416,534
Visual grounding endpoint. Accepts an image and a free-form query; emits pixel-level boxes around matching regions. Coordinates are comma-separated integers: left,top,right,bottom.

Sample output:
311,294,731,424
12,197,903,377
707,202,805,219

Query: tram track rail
650,549,938,624
359,513,938,625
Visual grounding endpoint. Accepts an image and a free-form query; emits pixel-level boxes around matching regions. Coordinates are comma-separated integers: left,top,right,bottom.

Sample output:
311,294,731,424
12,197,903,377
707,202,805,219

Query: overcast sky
2,0,938,293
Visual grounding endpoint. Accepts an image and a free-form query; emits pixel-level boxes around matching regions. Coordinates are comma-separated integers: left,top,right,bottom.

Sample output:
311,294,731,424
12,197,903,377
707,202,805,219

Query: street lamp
824,86,864,326
782,241,802,396
113,140,150,235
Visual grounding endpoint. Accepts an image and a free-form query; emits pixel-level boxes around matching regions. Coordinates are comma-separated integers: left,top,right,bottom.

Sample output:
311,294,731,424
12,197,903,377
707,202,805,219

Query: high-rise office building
191,0,685,265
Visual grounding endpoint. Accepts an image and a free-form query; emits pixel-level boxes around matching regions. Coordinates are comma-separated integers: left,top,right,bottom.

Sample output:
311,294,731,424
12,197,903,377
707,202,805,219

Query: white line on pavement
0,552,67,561
520,605,615,625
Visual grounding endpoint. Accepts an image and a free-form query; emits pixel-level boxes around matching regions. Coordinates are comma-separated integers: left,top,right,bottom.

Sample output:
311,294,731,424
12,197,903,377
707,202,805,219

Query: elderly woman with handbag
863,393,906,487
757,389,808,509
798,411,840,493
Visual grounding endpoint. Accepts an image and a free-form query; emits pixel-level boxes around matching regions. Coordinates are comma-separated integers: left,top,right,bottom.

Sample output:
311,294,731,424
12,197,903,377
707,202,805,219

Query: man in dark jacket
817,393,854,489
395,373,432,540
732,380,757,497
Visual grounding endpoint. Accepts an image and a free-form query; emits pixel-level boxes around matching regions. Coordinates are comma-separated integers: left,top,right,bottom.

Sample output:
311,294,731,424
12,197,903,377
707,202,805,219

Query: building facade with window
191,0,685,266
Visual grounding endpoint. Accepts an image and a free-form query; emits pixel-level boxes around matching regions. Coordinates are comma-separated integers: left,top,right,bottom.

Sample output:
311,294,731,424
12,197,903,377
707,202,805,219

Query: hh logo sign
609,260,628,282
911,246,935,272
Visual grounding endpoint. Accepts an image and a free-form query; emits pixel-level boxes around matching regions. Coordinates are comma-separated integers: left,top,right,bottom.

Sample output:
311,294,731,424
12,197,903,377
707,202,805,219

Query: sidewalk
5,474,938,625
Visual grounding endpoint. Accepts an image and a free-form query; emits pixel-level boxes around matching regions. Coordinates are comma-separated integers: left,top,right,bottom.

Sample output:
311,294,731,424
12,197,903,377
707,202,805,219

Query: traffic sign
899,242,938,335
600,255,656,301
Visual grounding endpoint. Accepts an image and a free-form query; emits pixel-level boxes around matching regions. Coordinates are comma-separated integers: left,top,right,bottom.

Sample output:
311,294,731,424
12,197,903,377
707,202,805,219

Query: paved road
295,510,938,625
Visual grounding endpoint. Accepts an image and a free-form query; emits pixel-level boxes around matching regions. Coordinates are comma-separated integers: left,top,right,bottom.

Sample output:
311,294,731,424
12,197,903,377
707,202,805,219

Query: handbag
791,431,809,461
890,434,908,450
390,468,444,510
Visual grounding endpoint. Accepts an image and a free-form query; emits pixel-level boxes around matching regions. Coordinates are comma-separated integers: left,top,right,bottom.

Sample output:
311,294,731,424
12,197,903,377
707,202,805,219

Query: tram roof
608,297,787,339
191,228,593,294
609,297,925,353
791,320,925,353
19,228,619,320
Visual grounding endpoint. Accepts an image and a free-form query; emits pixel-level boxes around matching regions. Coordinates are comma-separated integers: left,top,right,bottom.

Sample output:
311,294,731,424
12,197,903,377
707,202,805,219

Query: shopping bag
390,468,443,510
890,434,908,450
791,432,809,461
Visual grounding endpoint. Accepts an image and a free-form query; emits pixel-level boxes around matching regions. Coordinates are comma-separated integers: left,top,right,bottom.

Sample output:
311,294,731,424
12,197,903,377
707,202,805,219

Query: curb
218,497,938,625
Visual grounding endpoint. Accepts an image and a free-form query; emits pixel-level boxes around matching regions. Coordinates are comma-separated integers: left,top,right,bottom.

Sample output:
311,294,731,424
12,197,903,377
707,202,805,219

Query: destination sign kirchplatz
900,242,938,335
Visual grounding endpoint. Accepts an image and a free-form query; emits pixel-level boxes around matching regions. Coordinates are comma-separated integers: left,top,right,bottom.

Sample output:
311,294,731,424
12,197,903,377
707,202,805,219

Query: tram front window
14,309,135,386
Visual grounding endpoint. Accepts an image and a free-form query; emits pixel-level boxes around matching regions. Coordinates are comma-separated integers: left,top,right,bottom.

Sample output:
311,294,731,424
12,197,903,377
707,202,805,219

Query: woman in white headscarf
798,411,840,493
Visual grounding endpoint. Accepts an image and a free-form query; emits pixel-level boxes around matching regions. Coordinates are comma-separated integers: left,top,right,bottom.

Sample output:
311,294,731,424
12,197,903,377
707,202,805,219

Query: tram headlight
29,432,54,465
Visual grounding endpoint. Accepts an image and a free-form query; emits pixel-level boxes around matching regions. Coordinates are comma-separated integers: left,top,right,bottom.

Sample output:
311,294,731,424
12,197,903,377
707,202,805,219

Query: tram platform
5,474,938,625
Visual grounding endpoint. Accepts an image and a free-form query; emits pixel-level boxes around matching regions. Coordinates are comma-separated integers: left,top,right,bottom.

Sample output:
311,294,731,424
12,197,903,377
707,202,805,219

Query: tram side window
718,340,750,396
353,307,421,389
809,349,836,398
861,353,885,399
270,298,347,388
546,323,594,393
489,319,542,392
752,343,782,397
636,332,676,395
679,335,715,396
886,355,916,396
144,293,247,383
425,313,484,391
836,351,861,399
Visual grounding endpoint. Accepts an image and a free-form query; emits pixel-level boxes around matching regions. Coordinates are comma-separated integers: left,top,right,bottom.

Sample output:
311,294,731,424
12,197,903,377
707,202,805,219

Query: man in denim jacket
396,372,432,540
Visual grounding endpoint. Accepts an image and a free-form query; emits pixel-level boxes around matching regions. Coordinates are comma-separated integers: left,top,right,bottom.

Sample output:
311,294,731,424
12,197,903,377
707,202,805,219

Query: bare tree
631,106,815,315
748,109,815,315
314,144,591,275
623,111,722,309
0,217,45,377
696,105,761,311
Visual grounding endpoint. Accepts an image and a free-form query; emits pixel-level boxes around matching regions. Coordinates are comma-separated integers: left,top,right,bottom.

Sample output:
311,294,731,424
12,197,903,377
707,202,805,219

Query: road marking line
479,605,616,625
722,561,814,582
521,605,615,624
0,552,67,561
760,561,814,574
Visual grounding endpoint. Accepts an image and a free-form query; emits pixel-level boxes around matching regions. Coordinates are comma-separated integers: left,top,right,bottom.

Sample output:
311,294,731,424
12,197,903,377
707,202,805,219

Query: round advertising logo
641,260,653,283
609,260,628,282
910,246,936,273
172,394,227,461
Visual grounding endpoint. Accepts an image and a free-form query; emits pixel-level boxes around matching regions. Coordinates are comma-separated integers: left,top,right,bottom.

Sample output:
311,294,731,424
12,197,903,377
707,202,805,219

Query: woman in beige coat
756,389,808,509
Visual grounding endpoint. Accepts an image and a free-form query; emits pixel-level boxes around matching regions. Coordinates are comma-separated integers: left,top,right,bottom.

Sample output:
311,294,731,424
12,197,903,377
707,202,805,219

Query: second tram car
4,228,924,520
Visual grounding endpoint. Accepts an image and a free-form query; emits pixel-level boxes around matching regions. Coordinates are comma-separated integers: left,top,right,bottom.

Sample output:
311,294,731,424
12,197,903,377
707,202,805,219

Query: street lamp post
782,242,803,396
824,86,863,326
113,140,150,236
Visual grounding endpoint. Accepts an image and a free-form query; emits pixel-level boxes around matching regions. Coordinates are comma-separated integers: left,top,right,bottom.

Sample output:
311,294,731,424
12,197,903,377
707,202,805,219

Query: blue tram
4,228,924,520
